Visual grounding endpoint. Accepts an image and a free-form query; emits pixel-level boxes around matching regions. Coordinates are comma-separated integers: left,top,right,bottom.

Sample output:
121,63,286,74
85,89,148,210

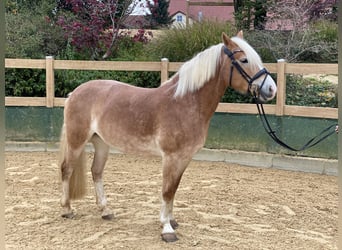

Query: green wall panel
5,107,338,159
206,113,337,158
5,107,63,142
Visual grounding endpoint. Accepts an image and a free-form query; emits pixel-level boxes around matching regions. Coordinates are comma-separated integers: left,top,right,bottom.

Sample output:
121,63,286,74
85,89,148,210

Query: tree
146,0,173,28
56,0,139,59
249,0,338,63
307,0,337,21
5,0,65,58
233,0,268,30
253,0,267,30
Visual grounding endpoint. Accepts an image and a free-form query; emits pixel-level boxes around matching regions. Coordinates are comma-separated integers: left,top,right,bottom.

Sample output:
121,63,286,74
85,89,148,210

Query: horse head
221,31,277,102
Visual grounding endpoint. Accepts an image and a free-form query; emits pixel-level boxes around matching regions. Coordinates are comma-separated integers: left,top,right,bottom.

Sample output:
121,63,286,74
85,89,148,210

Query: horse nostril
269,86,274,93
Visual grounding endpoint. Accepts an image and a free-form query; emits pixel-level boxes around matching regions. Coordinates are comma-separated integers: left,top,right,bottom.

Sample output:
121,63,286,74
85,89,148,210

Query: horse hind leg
60,146,87,219
59,125,87,219
60,158,74,218
90,135,113,220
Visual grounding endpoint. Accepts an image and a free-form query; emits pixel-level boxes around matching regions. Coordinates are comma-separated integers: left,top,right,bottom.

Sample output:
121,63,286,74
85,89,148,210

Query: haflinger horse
59,31,277,242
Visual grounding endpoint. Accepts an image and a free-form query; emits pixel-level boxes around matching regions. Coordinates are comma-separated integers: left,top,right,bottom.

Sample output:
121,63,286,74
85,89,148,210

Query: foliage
113,71,160,88
5,0,67,97
56,0,138,59
5,69,46,96
267,0,337,29
286,75,337,108
244,20,337,63
53,69,160,97
310,20,338,42
111,30,153,60
145,0,173,28
146,20,236,61
6,12,44,58
234,0,337,31
5,0,338,108
5,0,65,58
5,0,19,14
307,0,338,21
6,0,53,14
5,0,157,97
52,31,157,97
234,0,268,30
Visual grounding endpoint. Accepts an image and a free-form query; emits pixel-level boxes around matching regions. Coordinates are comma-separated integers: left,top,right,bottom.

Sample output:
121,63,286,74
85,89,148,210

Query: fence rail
4,57,338,119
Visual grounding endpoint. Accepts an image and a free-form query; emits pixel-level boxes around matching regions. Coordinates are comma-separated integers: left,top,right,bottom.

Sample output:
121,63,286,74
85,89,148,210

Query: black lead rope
256,101,338,152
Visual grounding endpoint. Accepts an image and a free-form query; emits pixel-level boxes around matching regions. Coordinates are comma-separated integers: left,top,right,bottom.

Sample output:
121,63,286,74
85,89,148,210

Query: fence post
276,59,286,116
161,58,169,85
45,56,55,108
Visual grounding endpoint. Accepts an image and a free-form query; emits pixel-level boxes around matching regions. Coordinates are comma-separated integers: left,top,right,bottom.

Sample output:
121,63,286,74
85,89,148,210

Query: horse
59,31,277,242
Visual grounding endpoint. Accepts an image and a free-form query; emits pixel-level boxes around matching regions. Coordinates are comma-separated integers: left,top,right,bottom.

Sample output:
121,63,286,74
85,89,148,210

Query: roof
169,0,234,22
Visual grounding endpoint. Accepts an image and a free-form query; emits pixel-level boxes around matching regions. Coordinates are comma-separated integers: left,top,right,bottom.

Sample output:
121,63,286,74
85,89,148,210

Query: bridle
223,46,270,100
223,46,337,151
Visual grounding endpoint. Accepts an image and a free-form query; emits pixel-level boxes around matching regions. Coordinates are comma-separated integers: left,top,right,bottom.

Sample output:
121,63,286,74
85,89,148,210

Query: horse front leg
160,197,179,241
160,156,190,242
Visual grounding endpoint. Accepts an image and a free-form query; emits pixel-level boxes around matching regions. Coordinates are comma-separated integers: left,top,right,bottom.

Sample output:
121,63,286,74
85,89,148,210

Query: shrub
54,69,161,97
286,75,337,108
6,12,45,59
146,20,237,61
244,20,337,63
6,69,46,96
5,13,338,108
310,20,338,43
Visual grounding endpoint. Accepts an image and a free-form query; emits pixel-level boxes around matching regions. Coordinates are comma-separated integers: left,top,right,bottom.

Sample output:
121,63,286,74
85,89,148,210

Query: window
176,15,182,22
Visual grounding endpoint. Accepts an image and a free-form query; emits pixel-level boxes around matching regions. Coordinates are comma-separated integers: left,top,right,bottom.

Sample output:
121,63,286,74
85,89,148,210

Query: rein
223,46,337,152
255,101,337,151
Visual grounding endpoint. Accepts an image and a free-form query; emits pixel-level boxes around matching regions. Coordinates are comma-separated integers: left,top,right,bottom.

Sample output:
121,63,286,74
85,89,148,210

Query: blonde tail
59,124,87,200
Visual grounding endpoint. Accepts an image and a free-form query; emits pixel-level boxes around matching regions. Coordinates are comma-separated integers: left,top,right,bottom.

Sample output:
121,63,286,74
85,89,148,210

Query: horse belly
96,124,161,156
110,136,161,156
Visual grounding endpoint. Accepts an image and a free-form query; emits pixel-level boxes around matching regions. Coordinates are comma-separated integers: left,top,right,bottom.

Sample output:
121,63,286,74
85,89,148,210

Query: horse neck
195,69,230,121
160,65,229,122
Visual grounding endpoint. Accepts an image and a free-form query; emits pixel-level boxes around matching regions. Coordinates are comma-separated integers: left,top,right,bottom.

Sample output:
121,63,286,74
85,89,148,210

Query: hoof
170,219,179,229
162,233,178,242
102,213,114,220
61,212,75,219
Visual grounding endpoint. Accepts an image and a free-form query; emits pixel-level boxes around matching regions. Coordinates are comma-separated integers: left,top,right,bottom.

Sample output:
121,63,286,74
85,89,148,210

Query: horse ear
237,30,244,39
221,32,232,47
222,32,236,49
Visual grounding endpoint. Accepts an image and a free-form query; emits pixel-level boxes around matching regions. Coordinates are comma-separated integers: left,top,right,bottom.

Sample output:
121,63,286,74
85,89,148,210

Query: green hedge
5,20,337,106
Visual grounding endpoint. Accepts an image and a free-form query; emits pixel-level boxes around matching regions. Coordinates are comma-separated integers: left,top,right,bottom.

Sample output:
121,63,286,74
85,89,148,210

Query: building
168,0,234,27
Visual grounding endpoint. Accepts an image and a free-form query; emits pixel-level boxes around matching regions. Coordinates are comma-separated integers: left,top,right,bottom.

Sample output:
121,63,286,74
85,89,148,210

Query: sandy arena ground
5,152,338,249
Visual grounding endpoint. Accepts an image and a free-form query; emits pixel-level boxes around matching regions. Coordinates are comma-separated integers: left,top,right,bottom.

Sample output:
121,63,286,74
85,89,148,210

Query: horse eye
240,58,248,64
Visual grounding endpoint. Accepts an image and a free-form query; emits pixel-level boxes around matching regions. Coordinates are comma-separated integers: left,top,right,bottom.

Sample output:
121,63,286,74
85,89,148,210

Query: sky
131,0,151,15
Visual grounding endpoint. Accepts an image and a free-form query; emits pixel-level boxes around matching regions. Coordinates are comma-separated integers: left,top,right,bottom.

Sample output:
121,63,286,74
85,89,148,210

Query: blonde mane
174,36,263,97
174,43,223,97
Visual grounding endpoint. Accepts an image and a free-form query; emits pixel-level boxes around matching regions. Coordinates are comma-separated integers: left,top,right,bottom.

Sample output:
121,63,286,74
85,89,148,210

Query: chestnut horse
59,32,277,242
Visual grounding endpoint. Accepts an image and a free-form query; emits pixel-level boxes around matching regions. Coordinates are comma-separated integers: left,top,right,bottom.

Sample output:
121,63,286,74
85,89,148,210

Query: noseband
223,46,269,100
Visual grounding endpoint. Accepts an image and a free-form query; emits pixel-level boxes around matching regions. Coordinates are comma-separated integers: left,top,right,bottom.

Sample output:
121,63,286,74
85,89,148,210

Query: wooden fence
4,57,338,119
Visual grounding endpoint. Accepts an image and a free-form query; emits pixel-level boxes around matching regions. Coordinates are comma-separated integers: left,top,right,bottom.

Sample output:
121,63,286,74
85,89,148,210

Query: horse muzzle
249,70,277,102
